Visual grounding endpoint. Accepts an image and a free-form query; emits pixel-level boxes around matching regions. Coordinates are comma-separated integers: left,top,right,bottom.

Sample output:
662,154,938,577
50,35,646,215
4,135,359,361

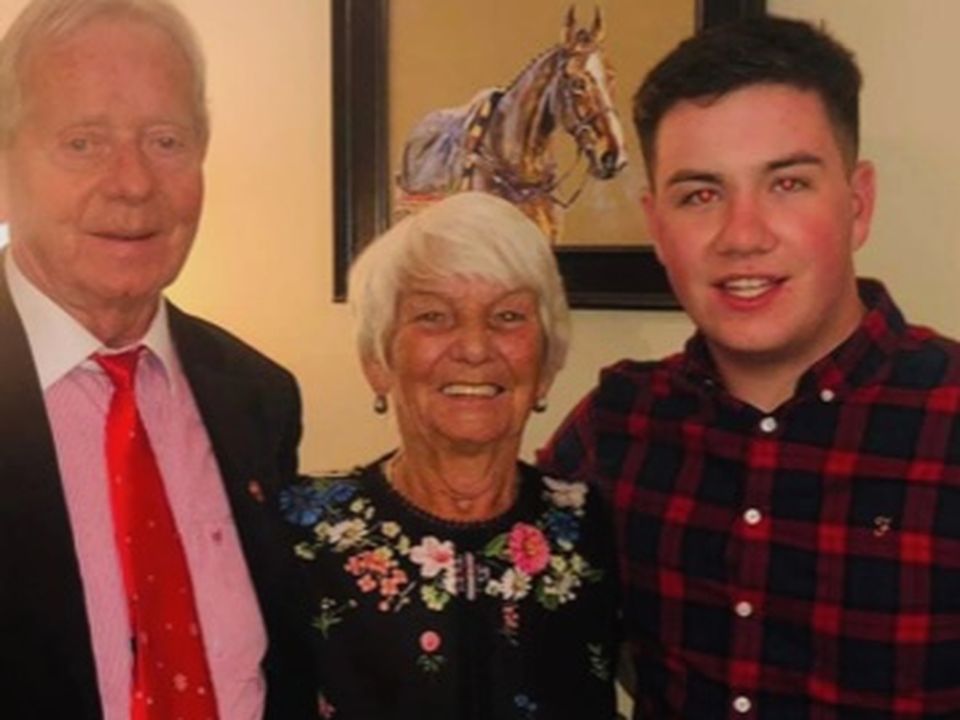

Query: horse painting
395,7,627,241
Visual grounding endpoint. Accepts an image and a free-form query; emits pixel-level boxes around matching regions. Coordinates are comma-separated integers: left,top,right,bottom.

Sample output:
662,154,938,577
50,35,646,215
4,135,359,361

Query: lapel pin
247,479,265,504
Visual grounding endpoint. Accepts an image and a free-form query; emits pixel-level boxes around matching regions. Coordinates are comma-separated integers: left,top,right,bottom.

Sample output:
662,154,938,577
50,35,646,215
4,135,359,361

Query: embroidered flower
318,692,336,718
294,470,604,636
486,567,531,601
416,630,446,673
507,523,550,575
419,630,442,653
544,508,580,547
328,518,368,550
514,693,539,718
421,583,452,611
410,536,456,578
280,481,357,526
356,575,377,593
380,568,409,596
345,547,393,576
543,476,587,510
313,597,358,638
279,484,326,526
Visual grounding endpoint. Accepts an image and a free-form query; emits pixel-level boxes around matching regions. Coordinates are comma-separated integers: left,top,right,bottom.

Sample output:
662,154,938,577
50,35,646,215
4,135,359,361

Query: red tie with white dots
96,349,219,720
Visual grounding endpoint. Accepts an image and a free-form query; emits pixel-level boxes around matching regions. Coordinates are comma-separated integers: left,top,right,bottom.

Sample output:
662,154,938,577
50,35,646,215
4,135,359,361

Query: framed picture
332,0,766,308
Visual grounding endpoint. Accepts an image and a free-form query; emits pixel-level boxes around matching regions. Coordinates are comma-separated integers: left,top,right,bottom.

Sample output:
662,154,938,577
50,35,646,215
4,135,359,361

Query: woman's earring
373,394,389,415
533,397,548,413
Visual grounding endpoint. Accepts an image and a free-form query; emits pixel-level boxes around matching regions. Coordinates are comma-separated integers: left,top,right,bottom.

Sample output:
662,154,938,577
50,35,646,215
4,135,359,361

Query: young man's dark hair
634,16,862,175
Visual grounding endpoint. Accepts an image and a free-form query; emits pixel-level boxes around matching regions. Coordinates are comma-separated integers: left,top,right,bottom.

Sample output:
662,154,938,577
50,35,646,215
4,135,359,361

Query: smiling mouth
441,383,504,398
717,276,785,300
91,230,158,241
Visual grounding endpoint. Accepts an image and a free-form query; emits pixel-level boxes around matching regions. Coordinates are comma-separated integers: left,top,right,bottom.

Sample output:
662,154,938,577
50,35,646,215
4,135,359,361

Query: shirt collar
4,250,178,390
680,278,906,400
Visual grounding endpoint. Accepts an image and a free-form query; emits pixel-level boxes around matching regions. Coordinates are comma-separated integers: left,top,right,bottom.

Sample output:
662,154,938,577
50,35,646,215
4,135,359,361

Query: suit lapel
0,262,102,717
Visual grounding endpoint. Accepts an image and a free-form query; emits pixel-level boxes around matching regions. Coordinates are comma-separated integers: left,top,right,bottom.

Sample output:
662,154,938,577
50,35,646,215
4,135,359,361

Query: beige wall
1,0,957,473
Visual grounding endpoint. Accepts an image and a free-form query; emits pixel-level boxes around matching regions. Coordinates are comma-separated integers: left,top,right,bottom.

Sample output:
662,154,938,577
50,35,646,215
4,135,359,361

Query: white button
743,508,762,525
735,601,754,618
733,695,752,713
820,388,836,402
759,416,778,433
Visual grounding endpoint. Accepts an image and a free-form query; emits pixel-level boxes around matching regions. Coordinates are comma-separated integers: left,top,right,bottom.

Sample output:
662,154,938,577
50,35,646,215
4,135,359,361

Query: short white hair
0,0,208,147
349,191,571,381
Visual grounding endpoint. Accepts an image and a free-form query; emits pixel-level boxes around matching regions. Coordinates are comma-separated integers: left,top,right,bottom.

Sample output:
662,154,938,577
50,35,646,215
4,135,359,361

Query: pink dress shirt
5,255,268,720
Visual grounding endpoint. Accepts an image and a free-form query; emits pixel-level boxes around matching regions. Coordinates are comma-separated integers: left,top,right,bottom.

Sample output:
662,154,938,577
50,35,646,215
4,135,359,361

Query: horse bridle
459,46,617,210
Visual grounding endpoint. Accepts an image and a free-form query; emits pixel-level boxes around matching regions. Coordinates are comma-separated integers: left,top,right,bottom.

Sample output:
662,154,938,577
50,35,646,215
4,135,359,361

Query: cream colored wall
771,0,960,338
1,0,957,473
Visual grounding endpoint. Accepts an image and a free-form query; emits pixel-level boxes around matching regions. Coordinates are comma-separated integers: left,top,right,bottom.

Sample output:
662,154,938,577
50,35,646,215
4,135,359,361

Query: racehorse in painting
395,7,627,241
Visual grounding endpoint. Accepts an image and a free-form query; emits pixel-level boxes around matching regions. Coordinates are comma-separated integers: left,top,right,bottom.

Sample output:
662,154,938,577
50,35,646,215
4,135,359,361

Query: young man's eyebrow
664,170,722,187
766,152,823,172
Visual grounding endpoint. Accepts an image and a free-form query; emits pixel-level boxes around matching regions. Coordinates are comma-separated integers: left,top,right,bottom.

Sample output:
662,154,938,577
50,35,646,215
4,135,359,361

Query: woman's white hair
349,191,571,381
0,0,207,147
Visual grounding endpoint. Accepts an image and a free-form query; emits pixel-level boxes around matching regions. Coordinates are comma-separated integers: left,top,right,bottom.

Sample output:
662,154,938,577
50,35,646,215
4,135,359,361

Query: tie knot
95,347,143,391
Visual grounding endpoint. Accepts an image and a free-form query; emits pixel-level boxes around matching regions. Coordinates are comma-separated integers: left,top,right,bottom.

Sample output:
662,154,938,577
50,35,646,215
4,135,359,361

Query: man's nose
103,142,156,201
713,194,775,256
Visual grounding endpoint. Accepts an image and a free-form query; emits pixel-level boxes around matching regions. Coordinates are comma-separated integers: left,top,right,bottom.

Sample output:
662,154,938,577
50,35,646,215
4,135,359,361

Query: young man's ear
849,160,876,252
641,189,665,264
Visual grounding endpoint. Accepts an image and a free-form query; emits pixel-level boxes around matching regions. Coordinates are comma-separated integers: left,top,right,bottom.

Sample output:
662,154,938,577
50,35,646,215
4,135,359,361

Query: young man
0,1,316,717
541,16,960,719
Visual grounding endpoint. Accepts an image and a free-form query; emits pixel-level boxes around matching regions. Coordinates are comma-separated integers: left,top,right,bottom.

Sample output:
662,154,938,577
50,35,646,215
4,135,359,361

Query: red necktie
97,349,219,720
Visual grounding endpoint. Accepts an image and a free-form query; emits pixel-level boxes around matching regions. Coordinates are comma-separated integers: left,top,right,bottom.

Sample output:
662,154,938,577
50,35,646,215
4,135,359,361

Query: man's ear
641,189,664,263
849,160,876,252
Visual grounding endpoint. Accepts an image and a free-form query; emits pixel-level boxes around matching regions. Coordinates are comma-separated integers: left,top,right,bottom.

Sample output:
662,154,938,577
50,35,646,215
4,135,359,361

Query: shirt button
733,695,752,713
735,600,754,618
759,416,778,433
820,388,836,402
743,508,763,525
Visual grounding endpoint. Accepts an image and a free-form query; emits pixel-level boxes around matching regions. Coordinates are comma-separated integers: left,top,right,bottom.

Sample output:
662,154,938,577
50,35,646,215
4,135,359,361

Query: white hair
349,191,571,381
0,0,207,147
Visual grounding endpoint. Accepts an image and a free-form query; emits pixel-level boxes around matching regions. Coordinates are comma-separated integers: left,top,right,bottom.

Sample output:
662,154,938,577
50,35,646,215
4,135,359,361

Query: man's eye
679,188,718,207
773,176,809,193
64,136,99,153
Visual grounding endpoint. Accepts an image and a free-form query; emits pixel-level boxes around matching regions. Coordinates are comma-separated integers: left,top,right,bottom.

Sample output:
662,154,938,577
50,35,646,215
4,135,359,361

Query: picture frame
332,0,766,308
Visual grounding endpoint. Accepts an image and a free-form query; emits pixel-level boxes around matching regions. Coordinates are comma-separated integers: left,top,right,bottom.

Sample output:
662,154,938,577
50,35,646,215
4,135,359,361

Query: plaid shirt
539,280,960,719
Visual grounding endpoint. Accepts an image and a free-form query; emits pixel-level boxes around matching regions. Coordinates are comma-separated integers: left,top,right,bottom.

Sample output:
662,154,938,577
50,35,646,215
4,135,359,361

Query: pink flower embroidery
356,575,377,593
380,568,409,597
507,523,550,575
318,693,336,718
420,630,442,653
410,536,456,578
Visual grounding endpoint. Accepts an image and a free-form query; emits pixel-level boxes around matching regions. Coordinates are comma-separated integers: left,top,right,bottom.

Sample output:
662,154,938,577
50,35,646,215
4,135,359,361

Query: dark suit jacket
0,268,318,719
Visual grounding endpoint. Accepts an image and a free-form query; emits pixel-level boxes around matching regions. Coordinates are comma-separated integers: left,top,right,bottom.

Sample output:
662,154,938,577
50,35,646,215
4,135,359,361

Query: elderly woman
283,192,618,719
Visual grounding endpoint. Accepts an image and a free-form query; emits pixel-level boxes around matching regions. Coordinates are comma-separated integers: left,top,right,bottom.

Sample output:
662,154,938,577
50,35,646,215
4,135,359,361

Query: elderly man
0,1,315,718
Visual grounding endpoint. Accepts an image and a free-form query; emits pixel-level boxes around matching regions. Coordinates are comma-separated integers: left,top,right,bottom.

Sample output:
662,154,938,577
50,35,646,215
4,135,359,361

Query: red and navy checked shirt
539,280,960,719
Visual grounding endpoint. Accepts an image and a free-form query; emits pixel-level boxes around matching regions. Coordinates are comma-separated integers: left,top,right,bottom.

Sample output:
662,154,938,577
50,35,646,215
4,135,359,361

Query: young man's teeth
442,383,500,397
723,278,774,299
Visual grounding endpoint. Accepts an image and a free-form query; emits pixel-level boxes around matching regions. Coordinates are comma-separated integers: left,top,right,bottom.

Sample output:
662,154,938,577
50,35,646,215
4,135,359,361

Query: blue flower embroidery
281,481,356,526
544,508,580,545
514,693,539,718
